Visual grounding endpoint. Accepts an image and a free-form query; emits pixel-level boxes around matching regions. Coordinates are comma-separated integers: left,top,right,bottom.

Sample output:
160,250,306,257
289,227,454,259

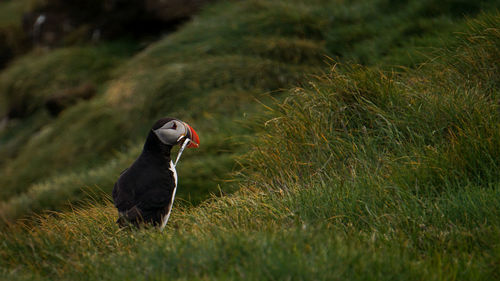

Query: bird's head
152,118,200,148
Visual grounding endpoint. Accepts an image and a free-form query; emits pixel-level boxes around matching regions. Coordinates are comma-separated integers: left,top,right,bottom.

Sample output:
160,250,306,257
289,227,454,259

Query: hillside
0,0,499,279
1,0,498,224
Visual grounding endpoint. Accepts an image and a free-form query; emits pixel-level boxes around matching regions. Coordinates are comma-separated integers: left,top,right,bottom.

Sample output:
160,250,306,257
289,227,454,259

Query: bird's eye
171,122,177,130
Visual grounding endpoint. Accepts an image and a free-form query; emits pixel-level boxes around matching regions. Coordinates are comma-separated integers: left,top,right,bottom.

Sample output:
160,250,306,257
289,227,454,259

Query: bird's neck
142,131,172,161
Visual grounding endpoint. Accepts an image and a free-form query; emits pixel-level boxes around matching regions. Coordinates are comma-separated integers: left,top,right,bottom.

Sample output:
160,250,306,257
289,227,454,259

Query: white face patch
153,120,188,145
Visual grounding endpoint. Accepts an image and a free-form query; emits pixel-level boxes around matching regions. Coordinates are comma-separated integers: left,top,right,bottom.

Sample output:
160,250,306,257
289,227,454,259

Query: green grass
2,0,499,223
1,0,333,221
0,1,499,279
0,42,138,201
0,42,137,118
0,0,31,28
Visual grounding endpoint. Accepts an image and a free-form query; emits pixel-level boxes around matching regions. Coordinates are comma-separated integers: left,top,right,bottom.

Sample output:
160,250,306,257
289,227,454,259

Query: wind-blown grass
1,10,499,280
2,0,499,224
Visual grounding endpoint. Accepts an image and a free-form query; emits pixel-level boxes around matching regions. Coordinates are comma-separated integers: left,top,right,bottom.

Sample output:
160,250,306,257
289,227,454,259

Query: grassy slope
1,0,498,223
0,14,499,279
0,0,499,279
0,0,330,222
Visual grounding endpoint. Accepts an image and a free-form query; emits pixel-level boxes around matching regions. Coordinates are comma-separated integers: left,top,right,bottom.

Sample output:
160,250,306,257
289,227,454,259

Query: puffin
112,117,200,230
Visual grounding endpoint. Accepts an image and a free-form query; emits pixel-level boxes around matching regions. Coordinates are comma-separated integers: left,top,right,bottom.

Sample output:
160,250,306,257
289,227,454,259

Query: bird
112,117,200,230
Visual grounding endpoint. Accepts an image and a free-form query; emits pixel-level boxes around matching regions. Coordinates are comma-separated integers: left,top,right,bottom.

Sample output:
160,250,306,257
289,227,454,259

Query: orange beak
185,123,200,148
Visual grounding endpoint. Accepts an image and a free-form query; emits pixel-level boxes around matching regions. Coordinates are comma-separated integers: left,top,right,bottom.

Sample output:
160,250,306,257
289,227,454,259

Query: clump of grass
0,42,137,192
248,12,500,194
0,101,133,200
0,43,135,118
0,146,139,225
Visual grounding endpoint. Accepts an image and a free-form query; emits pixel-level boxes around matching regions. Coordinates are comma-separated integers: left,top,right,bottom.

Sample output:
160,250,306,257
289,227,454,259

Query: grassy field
0,0,499,279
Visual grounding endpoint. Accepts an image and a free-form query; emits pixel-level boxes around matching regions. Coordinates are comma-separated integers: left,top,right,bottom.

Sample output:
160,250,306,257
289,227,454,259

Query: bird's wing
112,176,136,212
112,158,177,226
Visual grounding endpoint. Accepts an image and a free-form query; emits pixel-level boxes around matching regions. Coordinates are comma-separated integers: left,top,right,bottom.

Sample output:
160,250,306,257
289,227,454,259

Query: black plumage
112,117,199,228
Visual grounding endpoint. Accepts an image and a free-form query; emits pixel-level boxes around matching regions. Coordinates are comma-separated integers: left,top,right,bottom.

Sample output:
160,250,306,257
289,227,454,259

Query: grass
0,42,137,118
0,0,31,28
0,0,31,69
2,0,499,223
1,0,334,221
0,0,499,279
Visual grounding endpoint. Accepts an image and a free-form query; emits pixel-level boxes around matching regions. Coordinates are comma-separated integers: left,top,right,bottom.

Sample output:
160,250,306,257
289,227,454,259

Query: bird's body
112,118,199,229
112,139,176,227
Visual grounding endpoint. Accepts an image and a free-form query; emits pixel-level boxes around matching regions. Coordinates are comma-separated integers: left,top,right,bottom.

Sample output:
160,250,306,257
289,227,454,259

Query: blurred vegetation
0,0,499,279
1,0,499,223
0,0,31,28
0,0,31,69
1,12,499,279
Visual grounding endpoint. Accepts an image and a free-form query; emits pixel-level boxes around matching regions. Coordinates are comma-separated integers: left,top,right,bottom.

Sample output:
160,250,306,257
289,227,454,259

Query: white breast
160,161,178,231
169,160,178,187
